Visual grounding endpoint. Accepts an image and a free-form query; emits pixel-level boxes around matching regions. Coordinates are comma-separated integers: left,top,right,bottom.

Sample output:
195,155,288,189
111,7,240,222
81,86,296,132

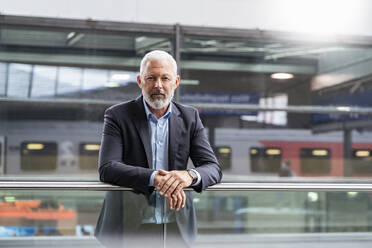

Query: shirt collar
143,96,172,121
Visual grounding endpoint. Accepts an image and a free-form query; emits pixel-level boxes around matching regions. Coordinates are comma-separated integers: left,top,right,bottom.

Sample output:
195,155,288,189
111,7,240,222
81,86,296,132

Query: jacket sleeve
189,110,223,192
98,108,154,196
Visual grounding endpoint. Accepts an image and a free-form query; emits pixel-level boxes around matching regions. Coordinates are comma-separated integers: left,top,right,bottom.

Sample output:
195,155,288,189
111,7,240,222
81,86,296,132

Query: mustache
150,90,166,96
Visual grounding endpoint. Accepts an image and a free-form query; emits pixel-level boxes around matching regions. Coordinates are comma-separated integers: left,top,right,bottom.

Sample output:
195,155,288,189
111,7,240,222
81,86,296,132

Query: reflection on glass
0,190,104,239
57,67,82,95
0,63,6,96
82,69,108,91
0,61,140,101
7,64,32,98
31,65,57,98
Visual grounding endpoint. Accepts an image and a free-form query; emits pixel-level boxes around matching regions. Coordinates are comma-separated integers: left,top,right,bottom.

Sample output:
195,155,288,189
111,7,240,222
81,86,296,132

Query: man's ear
137,75,143,89
175,75,180,88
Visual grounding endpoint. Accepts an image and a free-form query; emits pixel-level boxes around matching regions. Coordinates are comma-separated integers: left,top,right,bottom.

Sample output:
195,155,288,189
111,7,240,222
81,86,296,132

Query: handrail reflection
1,181,372,191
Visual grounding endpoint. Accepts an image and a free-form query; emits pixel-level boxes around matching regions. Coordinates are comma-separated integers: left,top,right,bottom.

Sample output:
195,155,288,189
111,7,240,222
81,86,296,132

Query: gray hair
139,50,178,79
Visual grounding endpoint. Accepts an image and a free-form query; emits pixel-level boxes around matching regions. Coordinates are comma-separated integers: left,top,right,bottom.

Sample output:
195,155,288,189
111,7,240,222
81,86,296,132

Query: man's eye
147,76,155,81
162,77,170,81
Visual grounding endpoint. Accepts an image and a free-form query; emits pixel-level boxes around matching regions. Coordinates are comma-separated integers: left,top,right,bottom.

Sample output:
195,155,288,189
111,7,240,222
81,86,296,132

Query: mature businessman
95,50,222,247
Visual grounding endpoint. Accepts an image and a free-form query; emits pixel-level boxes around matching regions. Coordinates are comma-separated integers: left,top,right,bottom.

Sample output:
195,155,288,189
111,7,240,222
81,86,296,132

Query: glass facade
1,17,372,179
1,13,372,246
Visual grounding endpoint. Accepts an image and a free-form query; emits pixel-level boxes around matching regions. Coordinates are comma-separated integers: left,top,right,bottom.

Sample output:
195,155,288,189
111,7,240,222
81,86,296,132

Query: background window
21,142,57,171
215,146,232,171
79,143,100,170
300,148,331,174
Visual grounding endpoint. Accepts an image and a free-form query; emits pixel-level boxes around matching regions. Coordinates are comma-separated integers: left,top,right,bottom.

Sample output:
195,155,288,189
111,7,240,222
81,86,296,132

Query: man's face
137,59,179,110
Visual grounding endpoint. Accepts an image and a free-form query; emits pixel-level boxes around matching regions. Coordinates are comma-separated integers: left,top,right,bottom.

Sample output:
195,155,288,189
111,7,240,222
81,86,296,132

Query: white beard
142,89,174,110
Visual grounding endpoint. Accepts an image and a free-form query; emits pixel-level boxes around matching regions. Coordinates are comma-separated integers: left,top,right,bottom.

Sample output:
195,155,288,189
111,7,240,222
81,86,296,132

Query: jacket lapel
133,96,153,169
169,102,183,170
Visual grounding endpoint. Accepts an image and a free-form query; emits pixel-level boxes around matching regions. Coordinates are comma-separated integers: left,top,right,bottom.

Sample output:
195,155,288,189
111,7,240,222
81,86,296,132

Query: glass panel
0,188,371,247
0,189,186,247
31,65,57,98
0,62,6,96
82,69,108,91
194,190,372,246
57,67,82,95
0,189,104,246
7,63,32,98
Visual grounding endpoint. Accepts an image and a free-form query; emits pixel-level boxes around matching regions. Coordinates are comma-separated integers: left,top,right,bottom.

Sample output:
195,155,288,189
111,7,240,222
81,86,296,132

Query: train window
79,143,100,170
21,142,57,171
250,147,282,173
300,148,331,174
215,146,231,171
352,149,372,174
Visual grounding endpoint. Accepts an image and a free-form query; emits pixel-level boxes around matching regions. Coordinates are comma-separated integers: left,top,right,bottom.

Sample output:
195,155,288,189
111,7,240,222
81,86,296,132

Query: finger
159,177,176,195
181,190,186,208
163,180,181,198
171,194,178,210
176,192,183,211
173,183,184,196
158,169,169,176
167,195,173,209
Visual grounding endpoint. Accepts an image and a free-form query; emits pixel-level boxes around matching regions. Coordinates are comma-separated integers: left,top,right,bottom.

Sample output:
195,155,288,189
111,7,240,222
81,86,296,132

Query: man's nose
154,78,163,88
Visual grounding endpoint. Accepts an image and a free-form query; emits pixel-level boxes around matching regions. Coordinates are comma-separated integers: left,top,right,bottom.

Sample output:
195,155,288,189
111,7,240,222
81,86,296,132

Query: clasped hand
154,169,193,211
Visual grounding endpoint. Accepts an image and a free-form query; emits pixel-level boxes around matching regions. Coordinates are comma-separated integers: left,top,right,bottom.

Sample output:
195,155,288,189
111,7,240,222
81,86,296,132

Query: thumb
157,169,169,175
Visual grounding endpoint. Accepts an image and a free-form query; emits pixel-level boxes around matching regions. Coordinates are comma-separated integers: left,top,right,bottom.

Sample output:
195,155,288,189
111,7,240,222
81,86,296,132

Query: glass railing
0,180,372,247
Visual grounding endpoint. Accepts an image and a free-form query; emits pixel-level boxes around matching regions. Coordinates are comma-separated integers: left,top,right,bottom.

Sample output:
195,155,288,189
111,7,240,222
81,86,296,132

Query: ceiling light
67,32,76,39
271,73,294,80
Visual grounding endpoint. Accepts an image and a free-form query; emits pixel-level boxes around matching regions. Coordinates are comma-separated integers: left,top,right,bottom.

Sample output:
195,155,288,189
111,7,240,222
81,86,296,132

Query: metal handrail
1,181,372,192
2,97,372,114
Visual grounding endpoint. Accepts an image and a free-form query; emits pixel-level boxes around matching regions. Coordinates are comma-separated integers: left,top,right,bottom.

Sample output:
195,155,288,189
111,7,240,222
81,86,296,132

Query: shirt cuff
149,170,157,186
190,169,201,186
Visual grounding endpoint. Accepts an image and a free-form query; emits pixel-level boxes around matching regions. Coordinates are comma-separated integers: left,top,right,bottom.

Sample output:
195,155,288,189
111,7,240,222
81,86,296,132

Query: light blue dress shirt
142,98,200,224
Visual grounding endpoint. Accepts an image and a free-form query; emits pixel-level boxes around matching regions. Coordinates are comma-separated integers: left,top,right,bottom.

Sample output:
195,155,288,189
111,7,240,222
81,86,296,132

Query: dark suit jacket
95,96,222,246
